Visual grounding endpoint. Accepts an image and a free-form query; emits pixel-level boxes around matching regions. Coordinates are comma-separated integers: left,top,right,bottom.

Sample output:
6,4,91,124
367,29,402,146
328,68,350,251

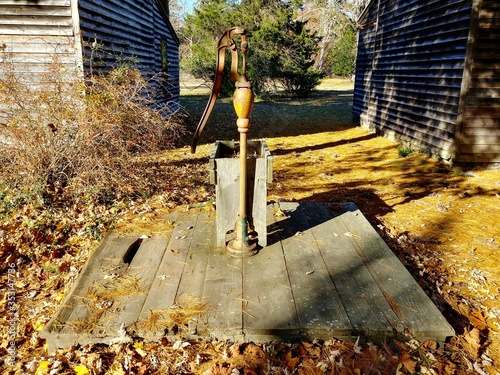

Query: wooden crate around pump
209,140,272,247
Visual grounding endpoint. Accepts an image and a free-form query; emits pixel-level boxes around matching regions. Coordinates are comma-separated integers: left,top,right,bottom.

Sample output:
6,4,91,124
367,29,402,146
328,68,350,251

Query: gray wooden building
0,0,180,111
353,0,499,165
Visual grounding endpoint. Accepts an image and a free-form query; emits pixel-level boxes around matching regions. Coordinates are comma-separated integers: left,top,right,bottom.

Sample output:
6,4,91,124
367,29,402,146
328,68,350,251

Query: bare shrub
0,53,185,209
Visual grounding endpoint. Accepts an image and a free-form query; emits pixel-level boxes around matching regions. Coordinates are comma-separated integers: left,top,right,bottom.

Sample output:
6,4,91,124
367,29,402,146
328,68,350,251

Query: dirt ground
1,78,499,374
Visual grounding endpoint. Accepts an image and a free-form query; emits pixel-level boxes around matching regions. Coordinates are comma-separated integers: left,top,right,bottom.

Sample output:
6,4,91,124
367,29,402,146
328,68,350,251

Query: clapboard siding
456,0,500,163
0,0,180,111
0,0,79,80
354,0,473,160
152,0,180,110
78,0,180,110
78,0,156,70
0,0,70,5
355,0,500,165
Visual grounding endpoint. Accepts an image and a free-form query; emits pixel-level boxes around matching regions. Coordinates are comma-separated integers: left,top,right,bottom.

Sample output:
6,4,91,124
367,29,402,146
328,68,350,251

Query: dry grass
0,76,498,374
64,273,145,333
138,294,208,335
0,54,185,212
180,77,500,373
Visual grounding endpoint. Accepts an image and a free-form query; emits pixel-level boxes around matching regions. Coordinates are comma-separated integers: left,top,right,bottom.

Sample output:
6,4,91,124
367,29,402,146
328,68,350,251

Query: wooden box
209,140,272,247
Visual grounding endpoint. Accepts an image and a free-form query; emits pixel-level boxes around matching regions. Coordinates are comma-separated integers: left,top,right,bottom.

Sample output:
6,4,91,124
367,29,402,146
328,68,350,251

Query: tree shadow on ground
181,89,356,146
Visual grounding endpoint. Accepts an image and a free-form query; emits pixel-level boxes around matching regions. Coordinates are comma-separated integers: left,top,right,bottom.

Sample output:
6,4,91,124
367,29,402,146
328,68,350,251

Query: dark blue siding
78,0,180,111
354,0,473,161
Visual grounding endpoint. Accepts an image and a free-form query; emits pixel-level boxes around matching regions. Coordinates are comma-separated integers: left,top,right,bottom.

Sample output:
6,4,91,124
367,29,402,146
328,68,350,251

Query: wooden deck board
307,203,401,338
138,212,194,317
41,202,455,352
338,204,454,341
59,235,138,326
201,248,242,339
243,240,300,338
99,237,170,335
276,202,352,337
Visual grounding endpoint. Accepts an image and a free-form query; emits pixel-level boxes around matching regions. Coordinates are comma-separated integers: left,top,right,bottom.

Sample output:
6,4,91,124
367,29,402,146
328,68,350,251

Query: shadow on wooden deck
40,202,454,352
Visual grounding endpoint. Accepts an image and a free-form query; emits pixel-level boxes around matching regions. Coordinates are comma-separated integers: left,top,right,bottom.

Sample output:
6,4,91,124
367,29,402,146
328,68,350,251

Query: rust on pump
190,27,252,153
191,27,258,257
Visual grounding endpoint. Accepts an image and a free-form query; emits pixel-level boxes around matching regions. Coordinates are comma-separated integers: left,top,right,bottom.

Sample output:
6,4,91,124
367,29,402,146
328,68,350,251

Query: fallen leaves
463,328,482,359
1,86,500,374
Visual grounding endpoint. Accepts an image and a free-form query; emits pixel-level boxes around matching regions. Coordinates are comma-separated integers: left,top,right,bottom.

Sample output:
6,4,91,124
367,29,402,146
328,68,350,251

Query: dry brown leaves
2,81,500,374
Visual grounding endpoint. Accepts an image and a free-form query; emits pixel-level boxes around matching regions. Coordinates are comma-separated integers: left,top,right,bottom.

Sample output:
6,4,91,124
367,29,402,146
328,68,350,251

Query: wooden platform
41,202,454,352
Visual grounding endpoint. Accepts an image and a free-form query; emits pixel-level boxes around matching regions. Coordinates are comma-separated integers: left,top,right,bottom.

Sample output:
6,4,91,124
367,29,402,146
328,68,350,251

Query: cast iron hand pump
191,27,258,257
191,26,252,153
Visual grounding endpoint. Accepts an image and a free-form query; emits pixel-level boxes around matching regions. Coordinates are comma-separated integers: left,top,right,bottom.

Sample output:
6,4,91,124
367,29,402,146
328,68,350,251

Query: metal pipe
189,27,258,256
239,131,247,221
227,80,257,257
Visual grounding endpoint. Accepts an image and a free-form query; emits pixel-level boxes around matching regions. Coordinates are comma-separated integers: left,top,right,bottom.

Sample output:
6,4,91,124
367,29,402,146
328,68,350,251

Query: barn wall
78,0,180,110
0,0,82,77
456,0,500,164
353,0,474,161
153,0,180,111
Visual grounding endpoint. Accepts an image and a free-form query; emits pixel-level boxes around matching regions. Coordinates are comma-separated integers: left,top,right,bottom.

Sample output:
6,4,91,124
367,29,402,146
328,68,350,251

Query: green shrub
397,145,413,158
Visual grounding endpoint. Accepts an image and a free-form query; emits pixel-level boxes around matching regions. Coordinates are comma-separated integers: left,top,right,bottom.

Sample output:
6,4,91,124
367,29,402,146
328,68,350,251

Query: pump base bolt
226,239,258,258
225,218,258,257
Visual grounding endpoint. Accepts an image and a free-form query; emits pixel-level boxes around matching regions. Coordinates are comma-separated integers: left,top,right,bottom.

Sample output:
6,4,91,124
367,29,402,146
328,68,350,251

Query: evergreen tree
327,24,357,76
181,0,323,97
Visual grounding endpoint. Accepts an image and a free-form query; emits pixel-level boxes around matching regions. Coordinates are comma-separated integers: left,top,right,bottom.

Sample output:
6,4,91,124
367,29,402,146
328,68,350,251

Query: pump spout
191,27,247,153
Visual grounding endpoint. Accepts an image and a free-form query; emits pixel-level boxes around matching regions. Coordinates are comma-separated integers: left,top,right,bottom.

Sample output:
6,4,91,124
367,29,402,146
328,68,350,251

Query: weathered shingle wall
354,0,473,161
152,0,180,111
0,0,81,77
78,0,180,110
456,0,500,163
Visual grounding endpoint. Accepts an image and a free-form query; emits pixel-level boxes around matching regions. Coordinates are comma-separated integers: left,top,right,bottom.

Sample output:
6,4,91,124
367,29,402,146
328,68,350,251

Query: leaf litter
1,79,500,374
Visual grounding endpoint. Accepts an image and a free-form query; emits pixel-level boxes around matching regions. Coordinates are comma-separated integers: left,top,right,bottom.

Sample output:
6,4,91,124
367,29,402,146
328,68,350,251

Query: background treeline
171,0,369,97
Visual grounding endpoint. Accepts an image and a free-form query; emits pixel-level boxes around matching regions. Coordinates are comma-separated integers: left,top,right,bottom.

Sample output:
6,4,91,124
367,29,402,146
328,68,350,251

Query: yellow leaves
134,341,147,357
104,362,126,375
470,310,488,330
133,341,143,349
55,292,66,302
74,364,90,375
33,319,45,331
35,361,50,375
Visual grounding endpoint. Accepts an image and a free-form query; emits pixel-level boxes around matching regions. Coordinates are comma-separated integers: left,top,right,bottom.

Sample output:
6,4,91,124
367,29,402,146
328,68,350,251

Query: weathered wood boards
41,202,454,352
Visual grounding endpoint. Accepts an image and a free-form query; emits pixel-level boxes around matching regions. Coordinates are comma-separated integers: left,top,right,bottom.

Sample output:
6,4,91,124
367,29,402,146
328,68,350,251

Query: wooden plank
277,202,352,337
56,234,139,327
0,25,73,36
242,203,300,340
200,248,243,340
177,210,213,296
0,6,71,16
339,206,455,341
137,212,196,321
40,232,139,352
459,143,500,153
3,44,76,54
213,157,239,247
0,0,70,5
175,209,213,336
0,16,73,26
306,202,400,339
97,236,170,337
